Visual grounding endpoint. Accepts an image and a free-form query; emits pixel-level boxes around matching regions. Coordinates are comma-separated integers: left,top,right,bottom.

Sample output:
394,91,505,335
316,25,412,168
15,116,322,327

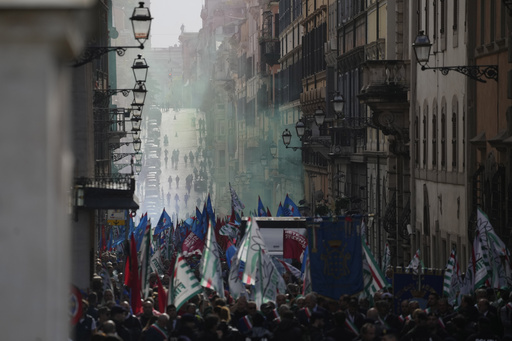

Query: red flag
156,275,167,313
266,207,272,217
283,229,308,260
124,233,142,314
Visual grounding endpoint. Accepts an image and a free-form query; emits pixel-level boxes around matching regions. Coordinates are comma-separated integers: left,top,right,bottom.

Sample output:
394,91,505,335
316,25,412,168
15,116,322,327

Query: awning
83,188,139,210
488,129,511,150
470,130,486,147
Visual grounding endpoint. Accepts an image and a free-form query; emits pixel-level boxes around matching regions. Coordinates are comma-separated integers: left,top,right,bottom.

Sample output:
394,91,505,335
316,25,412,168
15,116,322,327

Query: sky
150,0,204,48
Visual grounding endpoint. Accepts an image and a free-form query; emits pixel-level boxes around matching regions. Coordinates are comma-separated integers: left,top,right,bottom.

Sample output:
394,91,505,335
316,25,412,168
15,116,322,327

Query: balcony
358,60,410,155
75,175,139,210
259,38,280,66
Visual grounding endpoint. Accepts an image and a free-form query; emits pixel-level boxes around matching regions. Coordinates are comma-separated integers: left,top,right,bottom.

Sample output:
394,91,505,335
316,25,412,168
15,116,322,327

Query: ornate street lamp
132,82,147,106
412,31,498,83
131,116,142,134
73,2,153,67
260,154,268,166
132,54,149,83
134,163,142,175
131,105,143,119
133,138,142,152
131,2,153,46
270,142,277,158
282,128,302,151
134,152,142,163
295,121,305,139
314,107,326,126
332,92,345,117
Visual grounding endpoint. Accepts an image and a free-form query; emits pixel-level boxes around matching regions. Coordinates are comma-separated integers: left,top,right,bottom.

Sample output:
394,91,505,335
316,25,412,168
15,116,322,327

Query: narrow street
136,107,212,223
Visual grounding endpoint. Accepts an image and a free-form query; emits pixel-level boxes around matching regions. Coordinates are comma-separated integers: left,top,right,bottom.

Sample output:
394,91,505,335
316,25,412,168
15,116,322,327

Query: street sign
108,209,126,226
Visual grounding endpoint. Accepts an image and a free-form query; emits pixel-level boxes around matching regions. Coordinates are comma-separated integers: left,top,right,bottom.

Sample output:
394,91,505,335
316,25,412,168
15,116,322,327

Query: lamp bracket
109,142,132,151
73,45,143,67
285,145,303,151
421,64,498,83
112,153,136,162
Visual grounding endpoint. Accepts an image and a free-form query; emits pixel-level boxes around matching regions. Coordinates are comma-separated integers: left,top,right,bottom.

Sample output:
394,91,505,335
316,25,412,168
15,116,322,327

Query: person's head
375,300,390,316
412,309,427,326
142,300,154,316
332,311,347,327
120,301,131,315
204,314,220,332
185,302,196,315
305,293,318,310
338,294,350,311
295,297,305,309
214,298,226,307
400,299,410,316
348,297,359,315
437,297,450,314
260,303,272,316
278,304,290,317
366,307,379,321
408,300,420,312
98,306,110,322
167,304,177,319
103,289,114,302
88,292,98,306
218,306,231,322
156,314,169,328
426,312,439,328
310,312,325,328
101,320,116,334
82,299,90,315
360,323,377,341
477,298,490,314
427,293,439,308
247,301,258,316
461,295,474,308
475,288,488,301
276,294,287,307
110,305,127,322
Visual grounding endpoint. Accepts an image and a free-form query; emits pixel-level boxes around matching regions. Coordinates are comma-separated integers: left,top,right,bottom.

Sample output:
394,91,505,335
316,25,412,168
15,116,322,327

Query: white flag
168,251,202,311
407,249,423,275
237,218,286,307
476,208,511,289
229,183,245,217
443,248,462,305
199,221,225,298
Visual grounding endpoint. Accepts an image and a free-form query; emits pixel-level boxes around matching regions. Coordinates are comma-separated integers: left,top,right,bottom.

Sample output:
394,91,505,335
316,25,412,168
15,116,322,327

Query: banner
307,217,363,299
392,269,444,313
283,229,308,260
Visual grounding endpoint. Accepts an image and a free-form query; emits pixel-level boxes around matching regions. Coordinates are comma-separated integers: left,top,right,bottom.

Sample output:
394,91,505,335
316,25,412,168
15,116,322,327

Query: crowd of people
74,254,512,341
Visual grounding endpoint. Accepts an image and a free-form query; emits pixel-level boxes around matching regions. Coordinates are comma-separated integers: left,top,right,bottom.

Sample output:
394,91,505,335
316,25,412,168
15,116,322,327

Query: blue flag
207,194,216,225
135,214,148,251
306,217,363,298
283,194,301,217
276,202,283,217
154,209,172,236
128,215,135,236
226,244,237,269
191,218,206,241
257,196,267,217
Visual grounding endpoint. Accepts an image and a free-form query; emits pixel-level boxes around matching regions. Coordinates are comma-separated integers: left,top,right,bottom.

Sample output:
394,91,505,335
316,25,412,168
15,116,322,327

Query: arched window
432,101,438,167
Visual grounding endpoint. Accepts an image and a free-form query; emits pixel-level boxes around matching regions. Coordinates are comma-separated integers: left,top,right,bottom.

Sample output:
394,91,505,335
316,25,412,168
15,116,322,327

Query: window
441,109,446,168
423,111,428,167
453,0,458,31
452,112,458,168
432,109,437,167
415,115,420,167
490,0,496,43
480,0,485,46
